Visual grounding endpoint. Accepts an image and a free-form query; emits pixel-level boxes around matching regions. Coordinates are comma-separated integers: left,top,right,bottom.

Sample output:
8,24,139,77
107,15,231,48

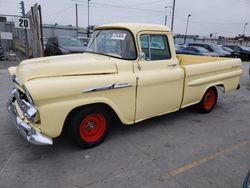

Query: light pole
87,0,91,37
164,6,172,26
184,14,191,44
243,23,248,36
75,3,78,36
165,15,168,26
171,0,176,32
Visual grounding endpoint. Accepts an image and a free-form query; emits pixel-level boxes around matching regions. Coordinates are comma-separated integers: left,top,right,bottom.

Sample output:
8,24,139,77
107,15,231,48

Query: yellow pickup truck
7,23,242,148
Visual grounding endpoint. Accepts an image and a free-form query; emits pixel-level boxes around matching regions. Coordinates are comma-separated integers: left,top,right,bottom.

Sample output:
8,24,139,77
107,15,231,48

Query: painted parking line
161,139,250,179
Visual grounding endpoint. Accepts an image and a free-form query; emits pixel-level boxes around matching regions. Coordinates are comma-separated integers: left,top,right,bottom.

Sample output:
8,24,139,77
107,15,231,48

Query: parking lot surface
0,62,250,188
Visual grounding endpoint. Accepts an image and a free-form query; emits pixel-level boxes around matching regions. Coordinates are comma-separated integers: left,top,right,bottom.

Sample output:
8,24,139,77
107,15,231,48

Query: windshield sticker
111,33,126,40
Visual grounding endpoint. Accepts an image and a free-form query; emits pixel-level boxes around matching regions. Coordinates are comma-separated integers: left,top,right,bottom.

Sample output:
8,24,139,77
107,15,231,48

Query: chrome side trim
84,83,132,93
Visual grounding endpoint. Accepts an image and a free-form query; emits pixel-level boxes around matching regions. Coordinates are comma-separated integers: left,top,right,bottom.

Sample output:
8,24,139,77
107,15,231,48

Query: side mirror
139,52,146,61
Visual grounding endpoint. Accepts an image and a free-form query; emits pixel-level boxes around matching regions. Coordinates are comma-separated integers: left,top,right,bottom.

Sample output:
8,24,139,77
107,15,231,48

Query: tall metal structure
75,3,78,36
171,0,176,32
243,23,248,36
164,6,172,27
87,0,91,37
184,14,191,44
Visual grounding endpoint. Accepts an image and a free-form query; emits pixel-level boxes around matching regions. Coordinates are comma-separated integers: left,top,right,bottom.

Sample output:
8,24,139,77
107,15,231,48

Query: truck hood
16,53,118,83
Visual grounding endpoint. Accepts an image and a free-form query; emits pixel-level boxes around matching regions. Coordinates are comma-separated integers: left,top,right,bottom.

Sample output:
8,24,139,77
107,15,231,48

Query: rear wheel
69,107,111,148
196,87,218,113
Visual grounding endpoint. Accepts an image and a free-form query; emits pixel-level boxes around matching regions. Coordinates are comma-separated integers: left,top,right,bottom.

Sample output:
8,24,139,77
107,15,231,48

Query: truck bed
177,54,242,108
177,54,229,66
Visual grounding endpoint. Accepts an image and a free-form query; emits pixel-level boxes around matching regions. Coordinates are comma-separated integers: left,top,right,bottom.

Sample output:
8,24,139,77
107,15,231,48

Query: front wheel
69,107,111,149
196,87,218,113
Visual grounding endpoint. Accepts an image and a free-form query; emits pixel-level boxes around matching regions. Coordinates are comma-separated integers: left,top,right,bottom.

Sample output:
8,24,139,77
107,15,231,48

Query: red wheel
69,107,111,148
203,90,216,111
196,87,218,113
79,113,107,143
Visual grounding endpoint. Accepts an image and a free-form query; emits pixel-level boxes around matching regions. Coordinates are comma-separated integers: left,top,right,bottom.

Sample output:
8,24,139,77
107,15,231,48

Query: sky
0,0,249,37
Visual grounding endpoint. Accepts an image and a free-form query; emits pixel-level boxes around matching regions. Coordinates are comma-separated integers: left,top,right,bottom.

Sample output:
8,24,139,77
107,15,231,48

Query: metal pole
38,5,44,57
164,6,172,27
184,14,191,44
75,3,78,36
20,1,29,59
165,15,168,26
243,23,248,35
171,0,176,32
87,0,90,37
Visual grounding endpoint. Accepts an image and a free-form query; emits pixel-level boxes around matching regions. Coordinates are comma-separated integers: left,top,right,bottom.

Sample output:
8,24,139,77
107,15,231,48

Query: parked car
176,48,200,55
187,43,230,57
243,169,250,188
45,36,86,56
78,37,90,47
219,45,240,58
174,44,185,50
244,46,250,51
223,45,250,61
7,23,241,148
0,45,4,60
182,46,219,56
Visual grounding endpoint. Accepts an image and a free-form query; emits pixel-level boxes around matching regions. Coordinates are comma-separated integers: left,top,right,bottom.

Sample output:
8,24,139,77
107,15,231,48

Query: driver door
134,32,184,122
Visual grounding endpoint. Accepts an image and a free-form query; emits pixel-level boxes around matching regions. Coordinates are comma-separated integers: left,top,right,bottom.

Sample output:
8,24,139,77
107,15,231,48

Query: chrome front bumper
6,97,53,145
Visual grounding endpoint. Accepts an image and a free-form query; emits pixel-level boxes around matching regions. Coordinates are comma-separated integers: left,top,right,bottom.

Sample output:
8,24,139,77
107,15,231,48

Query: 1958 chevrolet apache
7,23,242,148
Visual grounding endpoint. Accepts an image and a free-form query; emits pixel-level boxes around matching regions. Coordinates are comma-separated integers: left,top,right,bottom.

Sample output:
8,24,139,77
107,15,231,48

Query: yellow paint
7,23,242,138
162,140,250,178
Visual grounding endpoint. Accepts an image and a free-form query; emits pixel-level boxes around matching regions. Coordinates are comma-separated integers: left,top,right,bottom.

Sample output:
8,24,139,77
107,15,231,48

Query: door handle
168,63,177,67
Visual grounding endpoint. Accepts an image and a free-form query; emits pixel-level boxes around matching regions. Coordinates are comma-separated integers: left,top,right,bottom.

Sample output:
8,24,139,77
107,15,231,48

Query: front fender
38,95,136,138
25,74,136,138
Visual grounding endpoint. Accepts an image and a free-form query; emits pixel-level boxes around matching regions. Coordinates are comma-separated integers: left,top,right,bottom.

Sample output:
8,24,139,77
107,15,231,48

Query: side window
234,46,241,51
202,45,211,51
190,47,198,52
139,34,171,61
207,46,213,51
140,35,150,60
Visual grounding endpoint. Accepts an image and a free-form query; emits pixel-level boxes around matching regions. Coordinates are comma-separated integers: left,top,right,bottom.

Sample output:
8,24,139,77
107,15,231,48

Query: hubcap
203,90,216,110
79,113,106,142
86,122,95,130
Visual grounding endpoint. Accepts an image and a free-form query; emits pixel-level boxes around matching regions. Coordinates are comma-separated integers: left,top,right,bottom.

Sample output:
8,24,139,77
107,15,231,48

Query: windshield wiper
86,30,101,50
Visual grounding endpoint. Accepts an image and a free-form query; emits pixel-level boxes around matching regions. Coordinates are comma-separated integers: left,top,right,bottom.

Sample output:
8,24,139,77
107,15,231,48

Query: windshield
86,29,137,60
223,46,233,52
210,44,223,52
59,37,83,47
242,46,250,51
217,45,228,52
195,46,209,53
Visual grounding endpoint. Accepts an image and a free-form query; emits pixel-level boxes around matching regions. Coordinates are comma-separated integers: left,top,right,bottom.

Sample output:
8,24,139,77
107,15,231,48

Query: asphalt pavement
0,61,250,188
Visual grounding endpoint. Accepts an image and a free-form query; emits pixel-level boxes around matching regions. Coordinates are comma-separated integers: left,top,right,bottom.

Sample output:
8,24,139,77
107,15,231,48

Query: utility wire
123,0,166,7
176,18,246,25
190,20,246,25
234,0,250,5
72,0,165,13
44,5,74,17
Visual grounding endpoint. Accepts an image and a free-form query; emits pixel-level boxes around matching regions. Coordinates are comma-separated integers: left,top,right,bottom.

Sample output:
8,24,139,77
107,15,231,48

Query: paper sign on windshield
111,33,126,40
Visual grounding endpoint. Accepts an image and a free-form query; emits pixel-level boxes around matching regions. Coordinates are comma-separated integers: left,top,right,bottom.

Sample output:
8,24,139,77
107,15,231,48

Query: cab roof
95,23,171,34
